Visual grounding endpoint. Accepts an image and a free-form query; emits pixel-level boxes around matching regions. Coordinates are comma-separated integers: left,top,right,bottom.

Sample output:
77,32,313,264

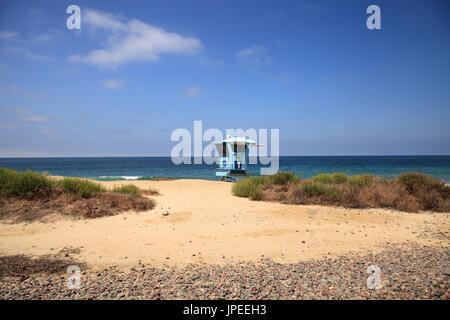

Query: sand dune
0,179,448,270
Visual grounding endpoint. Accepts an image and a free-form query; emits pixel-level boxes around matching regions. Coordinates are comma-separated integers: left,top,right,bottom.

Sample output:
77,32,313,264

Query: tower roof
214,137,256,145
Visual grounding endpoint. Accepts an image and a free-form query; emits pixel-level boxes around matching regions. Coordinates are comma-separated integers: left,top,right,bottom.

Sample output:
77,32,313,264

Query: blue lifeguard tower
214,135,256,181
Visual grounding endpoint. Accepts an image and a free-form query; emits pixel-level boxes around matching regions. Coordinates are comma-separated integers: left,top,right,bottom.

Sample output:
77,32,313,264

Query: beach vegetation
0,167,55,199
0,167,155,222
111,184,141,196
266,170,301,185
233,170,450,213
396,172,446,194
348,174,384,186
301,182,342,199
395,172,450,211
311,172,348,184
59,177,105,198
141,187,160,195
232,171,300,200
232,176,264,200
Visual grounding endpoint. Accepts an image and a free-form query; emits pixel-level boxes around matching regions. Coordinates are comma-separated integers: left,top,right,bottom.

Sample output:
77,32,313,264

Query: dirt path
0,179,448,270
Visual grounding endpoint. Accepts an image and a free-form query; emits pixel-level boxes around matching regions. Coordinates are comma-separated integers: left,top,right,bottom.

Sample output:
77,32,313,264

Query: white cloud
197,57,223,68
0,30,18,40
0,106,31,114
0,29,60,44
23,115,47,123
275,73,293,84
179,85,203,99
237,45,266,58
23,50,52,62
30,29,61,44
5,46,52,62
0,29,57,62
236,45,273,64
103,78,125,89
69,9,203,67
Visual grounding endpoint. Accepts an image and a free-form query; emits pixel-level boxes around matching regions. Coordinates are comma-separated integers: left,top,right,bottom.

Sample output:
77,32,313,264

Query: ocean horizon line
1,154,450,159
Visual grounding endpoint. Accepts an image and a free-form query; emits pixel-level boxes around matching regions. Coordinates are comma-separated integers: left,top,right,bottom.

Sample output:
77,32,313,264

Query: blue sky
0,0,449,156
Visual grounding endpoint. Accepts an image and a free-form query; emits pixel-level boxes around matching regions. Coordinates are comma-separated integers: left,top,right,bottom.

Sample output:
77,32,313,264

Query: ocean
0,156,449,182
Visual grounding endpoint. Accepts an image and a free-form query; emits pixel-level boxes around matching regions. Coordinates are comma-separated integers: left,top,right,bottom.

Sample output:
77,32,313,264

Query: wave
93,175,161,181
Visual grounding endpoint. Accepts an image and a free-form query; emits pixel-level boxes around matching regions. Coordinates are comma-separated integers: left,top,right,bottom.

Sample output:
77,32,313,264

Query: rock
0,245,446,300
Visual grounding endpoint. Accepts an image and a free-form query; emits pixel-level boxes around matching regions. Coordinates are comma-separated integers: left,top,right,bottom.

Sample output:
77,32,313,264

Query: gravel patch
1,245,448,300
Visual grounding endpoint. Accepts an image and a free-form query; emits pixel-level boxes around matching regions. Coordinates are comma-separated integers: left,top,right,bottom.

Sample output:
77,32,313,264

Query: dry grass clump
311,172,349,184
59,177,105,198
141,187,160,196
232,171,300,200
0,190,155,222
0,168,106,199
0,250,85,279
111,184,141,196
349,174,385,186
0,167,156,222
301,182,342,199
232,176,265,200
236,171,450,213
0,167,55,199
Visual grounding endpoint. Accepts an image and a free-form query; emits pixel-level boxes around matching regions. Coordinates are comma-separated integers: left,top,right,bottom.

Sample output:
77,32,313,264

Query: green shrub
396,172,442,193
112,184,141,196
0,167,55,198
311,172,348,184
247,183,263,200
232,171,300,201
231,179,248,198
231,169,449,212
232,176,265,198
60,177,105,198
349,174,382,187
266,170,301,185
302,182,342,198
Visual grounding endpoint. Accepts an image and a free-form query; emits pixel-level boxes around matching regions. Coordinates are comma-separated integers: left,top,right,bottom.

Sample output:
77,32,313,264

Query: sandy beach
1,179,448,271
1,0,449,304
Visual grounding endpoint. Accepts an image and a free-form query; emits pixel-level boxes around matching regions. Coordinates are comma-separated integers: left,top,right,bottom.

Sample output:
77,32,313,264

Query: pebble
0,245,448,300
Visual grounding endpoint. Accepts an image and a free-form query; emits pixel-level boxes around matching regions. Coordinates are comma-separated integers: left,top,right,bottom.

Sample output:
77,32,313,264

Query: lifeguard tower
214,135,256,181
